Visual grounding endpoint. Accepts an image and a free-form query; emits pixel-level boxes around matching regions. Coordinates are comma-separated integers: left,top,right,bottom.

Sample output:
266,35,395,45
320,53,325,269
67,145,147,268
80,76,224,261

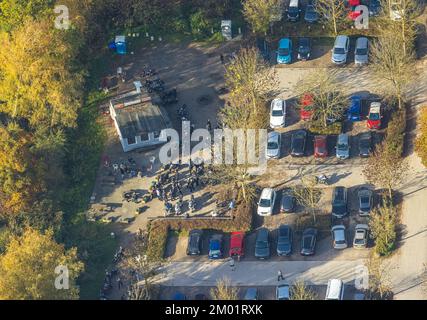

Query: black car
300,228,317,256
359,131,372,157
287,0,301,22
369,0,381,16
297,37,312,61
256,38,270,62
304,2,318,23
255,228,270,259
280,189,295,213
186,229,203,255
331,186,348,218
277,225,293,256
291,130,307,157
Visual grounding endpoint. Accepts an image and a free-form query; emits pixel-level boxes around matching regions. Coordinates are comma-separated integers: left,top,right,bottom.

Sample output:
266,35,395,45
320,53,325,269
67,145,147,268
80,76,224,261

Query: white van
325,279,345,300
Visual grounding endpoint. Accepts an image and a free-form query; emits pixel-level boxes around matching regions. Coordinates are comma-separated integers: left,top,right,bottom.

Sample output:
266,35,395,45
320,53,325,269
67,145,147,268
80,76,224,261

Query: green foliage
308,121,343,135
369,203,397,256
190,10,213,38
0,0,54,31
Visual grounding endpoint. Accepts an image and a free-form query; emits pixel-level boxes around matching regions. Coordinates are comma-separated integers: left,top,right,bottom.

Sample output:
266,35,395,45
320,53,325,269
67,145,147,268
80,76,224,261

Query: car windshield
209,249,221,256
354,238,365,245
302,237,312,248
288,7,299,14
356,48,368,55
369,113,380,120
259,199,271,207
337,143,348,150
306,5,315,13
361,196,370,204
272,109,283,116
278,48,290,56
268,142,279,149
334,47,345,54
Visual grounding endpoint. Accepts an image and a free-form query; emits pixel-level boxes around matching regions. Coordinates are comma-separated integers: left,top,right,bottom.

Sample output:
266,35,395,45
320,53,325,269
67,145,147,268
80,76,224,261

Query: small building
109,92,171,152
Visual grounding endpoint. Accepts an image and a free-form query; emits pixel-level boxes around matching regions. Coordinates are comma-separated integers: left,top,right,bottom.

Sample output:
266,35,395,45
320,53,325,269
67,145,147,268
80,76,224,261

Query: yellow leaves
0,228,84,300
415,106,427,167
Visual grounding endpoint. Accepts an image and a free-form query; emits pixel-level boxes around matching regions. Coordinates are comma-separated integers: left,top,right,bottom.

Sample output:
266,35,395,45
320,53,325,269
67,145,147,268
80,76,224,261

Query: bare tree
292,175,322,223
366,253,393,299
294,69,348,129
290,280,317,300
210,277,239,300
242,0,283,35
369,202,397,256
315,0,347,35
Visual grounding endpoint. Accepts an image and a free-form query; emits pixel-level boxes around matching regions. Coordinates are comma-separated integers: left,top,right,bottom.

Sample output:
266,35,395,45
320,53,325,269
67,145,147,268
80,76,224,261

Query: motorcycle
188,199,195,213
315,174,329,185
175,201,182,215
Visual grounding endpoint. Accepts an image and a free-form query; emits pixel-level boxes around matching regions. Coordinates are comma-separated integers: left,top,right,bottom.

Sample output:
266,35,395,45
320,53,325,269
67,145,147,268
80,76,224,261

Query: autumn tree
0,0,53,31
0,228,84,299
292,175,322,223
366,253,393,299
210,277,239,300
242,0,282,35
315,0,347,35
290,280,317,300
369,203,397,256
294,69,348,128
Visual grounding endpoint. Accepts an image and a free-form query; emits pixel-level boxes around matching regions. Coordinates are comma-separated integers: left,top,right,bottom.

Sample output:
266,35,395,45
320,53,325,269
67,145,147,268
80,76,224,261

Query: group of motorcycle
164,195,196,217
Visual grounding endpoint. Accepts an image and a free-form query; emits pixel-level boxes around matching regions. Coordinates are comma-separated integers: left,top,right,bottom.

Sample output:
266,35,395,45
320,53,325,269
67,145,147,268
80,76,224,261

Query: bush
384,109,406,156
415,106,427,166
308,121,342,135
190,10,213,38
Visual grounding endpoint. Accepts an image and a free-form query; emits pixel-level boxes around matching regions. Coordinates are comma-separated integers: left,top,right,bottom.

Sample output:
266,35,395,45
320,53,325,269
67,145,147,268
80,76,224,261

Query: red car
367,102,382,129
229,231,245,258
346,0,361,20
300,93,314,121
314,135,328,158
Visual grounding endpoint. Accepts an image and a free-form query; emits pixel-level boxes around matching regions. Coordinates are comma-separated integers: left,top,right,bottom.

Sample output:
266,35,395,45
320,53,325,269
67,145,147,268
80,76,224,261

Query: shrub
189,10,213,38
308,121,342,135
415,106,427,166
384,108,406,156
369,204,397,256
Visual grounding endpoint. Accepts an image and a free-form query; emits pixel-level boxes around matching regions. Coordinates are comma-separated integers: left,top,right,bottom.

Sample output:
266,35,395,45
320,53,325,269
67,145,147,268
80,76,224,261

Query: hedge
146,202,253,261
308,121,342,135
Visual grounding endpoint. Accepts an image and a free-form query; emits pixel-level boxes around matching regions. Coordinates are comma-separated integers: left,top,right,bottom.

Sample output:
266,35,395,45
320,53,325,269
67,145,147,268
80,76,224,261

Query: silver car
266,131,281,159
336,133,350,160
331,35,349,65
358,188,373,216
353,224,369,249
355,37,369,66
332,225,348,249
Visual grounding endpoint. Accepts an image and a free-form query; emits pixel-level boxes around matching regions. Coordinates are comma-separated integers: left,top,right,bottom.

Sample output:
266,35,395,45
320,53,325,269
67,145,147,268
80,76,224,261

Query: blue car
347,95,362,121
277,38,292,64
208,235,223,259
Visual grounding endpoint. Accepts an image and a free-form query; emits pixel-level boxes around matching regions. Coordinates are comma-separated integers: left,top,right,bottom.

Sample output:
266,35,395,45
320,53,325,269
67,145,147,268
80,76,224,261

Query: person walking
220,53,225,64
206,119,212,132
277,270,284,282
229,258,235,271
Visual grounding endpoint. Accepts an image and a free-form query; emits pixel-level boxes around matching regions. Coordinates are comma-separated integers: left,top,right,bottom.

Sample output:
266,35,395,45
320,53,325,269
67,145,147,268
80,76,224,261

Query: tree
370,23,415,110
415,106,427,167
290,280,317,300
364,141,405,202
242,0,282,35
369,203,397,256
315,0,347,35
366,253,393,299
292,175,322,223
294,69,348,128
210,277,239,300
0,228,84,299
0,0,53,31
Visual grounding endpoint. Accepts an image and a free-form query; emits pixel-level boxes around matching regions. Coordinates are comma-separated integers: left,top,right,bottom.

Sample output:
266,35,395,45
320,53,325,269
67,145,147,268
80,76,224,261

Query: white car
353,224,369,249
266,131,281,159
270,99,286,128
331,225,348,249
257,188,277,216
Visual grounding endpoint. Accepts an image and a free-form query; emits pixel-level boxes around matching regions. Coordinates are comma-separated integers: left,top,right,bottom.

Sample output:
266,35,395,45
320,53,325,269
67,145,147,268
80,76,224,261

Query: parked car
270,98,287,128
325,279,345,300
304,1,319,23
173,292,187,300
353,224,369,249
243,288,259,300
277,224,293,256
358,131,372,157
255,228,270,259
257,188,277,216
331,186,348,218
266,131,281,159
277,38,292,64
358,188,373,216
367,102,382,129
336,133,350,160
256,37,270,62
187,229,203,255
297,37,312,61
287,0,301,22
300,93,314,121
208,234,223,259
347,95,362,121
276,284,290,300
314,135,328,158
300,228,317,256
355,37,369,65
331,225,348,249
331,35,350,65
280,189,295,213
347,0,362,20
369,0,382,16
229,231,245,258
291,130,307,157
194,293,208,300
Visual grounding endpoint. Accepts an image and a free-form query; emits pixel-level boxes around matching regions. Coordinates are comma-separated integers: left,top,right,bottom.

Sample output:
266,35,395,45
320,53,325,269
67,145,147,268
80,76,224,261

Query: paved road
156,260,366,287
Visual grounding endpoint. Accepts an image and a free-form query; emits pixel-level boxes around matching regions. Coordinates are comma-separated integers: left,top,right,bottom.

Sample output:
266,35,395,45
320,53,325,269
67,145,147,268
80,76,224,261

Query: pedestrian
117,277,122,289
161,189,167,201
156,188,161,199
277,270,284,282
229,258,235,271
220,53,225,64
206,119,212,132
187,178,194,192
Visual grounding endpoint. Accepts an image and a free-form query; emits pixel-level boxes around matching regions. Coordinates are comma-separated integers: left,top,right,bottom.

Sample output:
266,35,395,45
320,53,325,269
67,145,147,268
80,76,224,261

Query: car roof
335,35,349,46
271,99,285,110
358,188,372,196
279,224,291,235
355,224,369,230
327,279,343,299
337,133,349,143
315,135,327,142
299,37,310,45
294,130,307,137
190,229,203,235
356,37,369,48
303,228,317,235
230,232,244,246
261,188,274,199
245,288,258,299
277,284,290,298
268,131,280,140
257,228,269,237
279,38,291,48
